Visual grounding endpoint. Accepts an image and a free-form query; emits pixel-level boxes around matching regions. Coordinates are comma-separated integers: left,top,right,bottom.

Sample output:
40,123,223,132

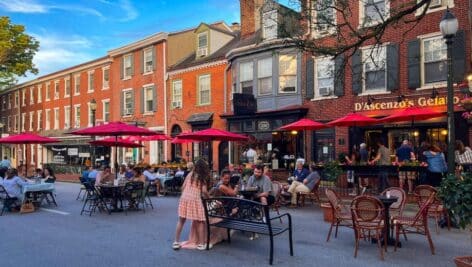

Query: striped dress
178,173,205,221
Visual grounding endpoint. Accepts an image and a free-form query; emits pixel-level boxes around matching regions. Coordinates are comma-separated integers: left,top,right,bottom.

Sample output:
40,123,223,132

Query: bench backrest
202,197,270,225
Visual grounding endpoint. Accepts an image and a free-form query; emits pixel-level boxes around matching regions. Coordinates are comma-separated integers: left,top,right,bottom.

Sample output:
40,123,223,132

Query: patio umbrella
69,121,156,178
380,106,445,124
327,112,379,127
171,136,198,161
279,118,326,159
89,137,143,148
142,134,172,141
177,128,249,142
0,133,60,176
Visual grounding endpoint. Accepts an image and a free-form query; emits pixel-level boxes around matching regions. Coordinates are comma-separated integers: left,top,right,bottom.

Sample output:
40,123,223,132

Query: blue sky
0,0,242,83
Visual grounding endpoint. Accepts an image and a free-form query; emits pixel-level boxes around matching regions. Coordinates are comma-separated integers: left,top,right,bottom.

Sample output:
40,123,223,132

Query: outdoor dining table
156,175,173,191
99,184,125,212
238,187,259,200
22,182,55,207
375,195,400,247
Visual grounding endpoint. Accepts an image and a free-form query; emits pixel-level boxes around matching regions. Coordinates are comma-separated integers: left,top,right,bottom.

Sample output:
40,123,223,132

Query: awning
187,112,213,125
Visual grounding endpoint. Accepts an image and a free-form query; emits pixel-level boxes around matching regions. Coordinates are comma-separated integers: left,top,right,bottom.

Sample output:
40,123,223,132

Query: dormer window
262,10,277,40
197,32,208,57
313,0,336,35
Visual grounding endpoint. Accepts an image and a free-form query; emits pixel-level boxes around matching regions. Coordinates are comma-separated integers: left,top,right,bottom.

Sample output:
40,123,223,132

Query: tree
0,16,39,89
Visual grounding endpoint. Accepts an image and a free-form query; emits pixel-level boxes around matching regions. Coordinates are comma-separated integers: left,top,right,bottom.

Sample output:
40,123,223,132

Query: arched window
171,125,182,162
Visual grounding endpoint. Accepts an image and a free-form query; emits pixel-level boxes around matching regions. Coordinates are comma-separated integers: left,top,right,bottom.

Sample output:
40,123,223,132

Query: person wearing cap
396,140,416,194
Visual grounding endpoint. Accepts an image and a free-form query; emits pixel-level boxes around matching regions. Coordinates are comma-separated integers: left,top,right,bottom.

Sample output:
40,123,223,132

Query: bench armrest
270,212,291,222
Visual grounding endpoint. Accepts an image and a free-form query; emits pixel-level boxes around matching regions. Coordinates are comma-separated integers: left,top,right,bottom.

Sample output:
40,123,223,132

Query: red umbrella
177,128,248,142
279,118,326,159
143,134,172,141
380,106,445,123
327,112,379,127
0,133,60,176
90,137,143,148
171,137,196,162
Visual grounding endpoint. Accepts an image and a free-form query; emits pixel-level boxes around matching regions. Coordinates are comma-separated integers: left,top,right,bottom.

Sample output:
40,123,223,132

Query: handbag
20,201,35,213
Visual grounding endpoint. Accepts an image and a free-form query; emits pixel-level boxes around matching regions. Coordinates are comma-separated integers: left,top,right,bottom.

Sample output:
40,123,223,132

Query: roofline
167,59,227,76
108,32,168,57
168,21,232,36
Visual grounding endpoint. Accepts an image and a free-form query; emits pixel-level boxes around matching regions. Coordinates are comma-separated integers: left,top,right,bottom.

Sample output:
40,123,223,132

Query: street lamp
440,8,458,174
90,99,97,165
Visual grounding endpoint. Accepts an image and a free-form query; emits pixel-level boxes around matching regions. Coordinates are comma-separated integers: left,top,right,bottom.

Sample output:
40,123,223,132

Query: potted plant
460,97,472,112
322,160,343,187
438,173,472,267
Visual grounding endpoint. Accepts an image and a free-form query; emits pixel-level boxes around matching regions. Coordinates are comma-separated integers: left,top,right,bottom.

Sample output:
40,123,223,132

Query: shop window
243,121,255,132
229,122,241,132
313,128,335,163
426,128,448,146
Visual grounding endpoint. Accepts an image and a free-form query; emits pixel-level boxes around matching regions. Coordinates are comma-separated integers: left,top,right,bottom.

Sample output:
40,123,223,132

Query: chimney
240,0,264,39
230,22,241,32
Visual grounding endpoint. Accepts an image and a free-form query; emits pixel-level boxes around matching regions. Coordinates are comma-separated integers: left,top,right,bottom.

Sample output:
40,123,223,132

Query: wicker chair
271,181,283,223
351,195,387,260
381,187,406,218
392,192,436,254
414,185,450,234
297,178,321,207
325,188,353,242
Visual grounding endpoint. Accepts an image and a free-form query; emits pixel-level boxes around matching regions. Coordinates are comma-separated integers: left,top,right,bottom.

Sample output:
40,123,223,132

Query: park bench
202,197,293,265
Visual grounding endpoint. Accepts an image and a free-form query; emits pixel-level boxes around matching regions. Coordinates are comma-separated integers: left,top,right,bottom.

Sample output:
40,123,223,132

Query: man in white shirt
143,165,163,196
245,146,257,164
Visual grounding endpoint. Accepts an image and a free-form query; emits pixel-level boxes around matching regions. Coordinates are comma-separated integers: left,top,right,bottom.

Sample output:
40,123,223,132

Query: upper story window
102,67,110,89
7,94,11,109
64,77,71,97
29,87,34,104
416,0,454,15
143,85,155,113
363,46,387,92
172,80,182,109
21,113,25,131
21,89,26,106
257,57,273,96
45,83,51,101
88,71,94,92
64,106,71,129
53,108,59,130
122,89,134,116
197,32,208,57
45,109,51,130
422,36,447,85
29,111,34,131
74,74,80,95
1,96,5,110
74,105,81,128
37,110,42,130
54,80,60,99
279,54,297,93
315,57,335,97
198,74,211,105
37,85,42,103
123,54,133,79
102,100,110,122
14,91,19,107
313,0,336,35
240,61,254,94
262,10,278,40
360,0,389,27
143,48,154,73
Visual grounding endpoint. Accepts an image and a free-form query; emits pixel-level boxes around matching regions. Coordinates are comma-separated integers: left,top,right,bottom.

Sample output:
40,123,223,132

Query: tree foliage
0,16,39,89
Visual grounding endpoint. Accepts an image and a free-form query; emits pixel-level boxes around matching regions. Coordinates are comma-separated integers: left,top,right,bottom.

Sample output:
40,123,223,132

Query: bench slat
212,219,288,236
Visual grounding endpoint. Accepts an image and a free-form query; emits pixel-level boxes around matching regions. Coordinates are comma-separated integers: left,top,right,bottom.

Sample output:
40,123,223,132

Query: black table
99,184,125,212
238,188,258,200
375,195,401,247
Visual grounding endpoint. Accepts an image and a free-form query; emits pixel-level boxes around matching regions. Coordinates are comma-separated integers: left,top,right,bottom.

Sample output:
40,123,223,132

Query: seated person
98,166,114,185
174,167,185,178
143,165,162,195
130,167,146,183
88,166,99,184
246,165,274,206
292,159,309,182
42,167,56,183
2,168,28,203
157,162,170,176
214,170,238,197
287,164,320,207
81,166,91,183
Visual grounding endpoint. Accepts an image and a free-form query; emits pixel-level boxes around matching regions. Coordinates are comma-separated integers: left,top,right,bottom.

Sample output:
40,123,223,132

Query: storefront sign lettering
354,96,460,112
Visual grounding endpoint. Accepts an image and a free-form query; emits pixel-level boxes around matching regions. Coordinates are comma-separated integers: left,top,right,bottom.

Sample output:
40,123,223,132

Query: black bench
202,197,293,265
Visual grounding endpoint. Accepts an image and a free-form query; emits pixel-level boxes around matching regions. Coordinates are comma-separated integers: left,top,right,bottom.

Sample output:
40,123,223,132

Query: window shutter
120,57,124,79
140,87,145,114
140,50,144,74
386,43,399,91
152,85,157,111
351,50,362,95
130,54,135,76
130,90,135,114
305,57,314,99
334,55,345,96
120,92,124,116
407,39,421,89
452,30,466,83
152,46,156,71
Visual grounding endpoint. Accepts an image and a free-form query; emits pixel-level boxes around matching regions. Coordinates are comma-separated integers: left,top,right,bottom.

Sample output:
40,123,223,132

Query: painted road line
40,208,70,215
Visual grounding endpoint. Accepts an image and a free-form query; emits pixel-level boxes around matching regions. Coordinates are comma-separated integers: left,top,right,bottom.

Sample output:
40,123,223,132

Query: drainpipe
224,61,232,164
163,41,168,162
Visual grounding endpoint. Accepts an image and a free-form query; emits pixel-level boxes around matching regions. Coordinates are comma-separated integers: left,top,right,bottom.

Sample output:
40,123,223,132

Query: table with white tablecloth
22,182,56,206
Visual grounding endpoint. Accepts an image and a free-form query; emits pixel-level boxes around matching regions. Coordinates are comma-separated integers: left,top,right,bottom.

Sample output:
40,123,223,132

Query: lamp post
440,8,459,174
89,99,97,165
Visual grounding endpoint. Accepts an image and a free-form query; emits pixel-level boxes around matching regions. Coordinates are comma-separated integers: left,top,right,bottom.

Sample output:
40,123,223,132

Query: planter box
321,203,334,223
455,256,472,267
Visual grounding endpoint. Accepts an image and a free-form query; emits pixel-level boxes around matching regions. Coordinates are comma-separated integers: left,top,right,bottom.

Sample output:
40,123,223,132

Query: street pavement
0,182,470,267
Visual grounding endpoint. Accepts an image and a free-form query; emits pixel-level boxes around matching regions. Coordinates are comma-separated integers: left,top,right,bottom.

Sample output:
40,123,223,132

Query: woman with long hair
173,159,211,250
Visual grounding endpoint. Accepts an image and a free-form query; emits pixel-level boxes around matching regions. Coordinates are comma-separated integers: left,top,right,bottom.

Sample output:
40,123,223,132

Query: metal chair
143,182,154,210
414,185,451,234
80,182,110,216
122,181,145,214
76,177,87,201
325,188,353,242
0,185,18,216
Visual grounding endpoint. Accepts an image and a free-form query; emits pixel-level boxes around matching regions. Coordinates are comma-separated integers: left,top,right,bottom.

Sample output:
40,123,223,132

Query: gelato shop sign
354,96,460,112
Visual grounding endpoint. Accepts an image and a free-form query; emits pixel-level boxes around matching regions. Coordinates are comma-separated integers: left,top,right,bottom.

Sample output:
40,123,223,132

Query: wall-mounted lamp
272,131,278,135
413,131,419,137
441,129,448,136
430,87,439,99
397,94,405,103
290,130,298,135
367,95,375,105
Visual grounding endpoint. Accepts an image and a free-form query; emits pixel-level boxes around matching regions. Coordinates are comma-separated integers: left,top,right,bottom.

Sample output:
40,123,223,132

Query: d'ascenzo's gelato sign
354,96,460,111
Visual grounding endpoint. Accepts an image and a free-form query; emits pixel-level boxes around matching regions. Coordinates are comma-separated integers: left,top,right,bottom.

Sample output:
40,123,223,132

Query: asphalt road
0,182,470,267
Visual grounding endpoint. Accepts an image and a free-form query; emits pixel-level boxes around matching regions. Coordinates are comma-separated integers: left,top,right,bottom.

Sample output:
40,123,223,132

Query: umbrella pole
115,136,118,180
25,144,28,177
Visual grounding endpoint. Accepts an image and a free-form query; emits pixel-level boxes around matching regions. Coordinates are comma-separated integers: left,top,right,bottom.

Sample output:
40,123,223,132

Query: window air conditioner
429,0,442,8
172,101,181,108
125,108,133,115
197,47,208,57
319,87,332,96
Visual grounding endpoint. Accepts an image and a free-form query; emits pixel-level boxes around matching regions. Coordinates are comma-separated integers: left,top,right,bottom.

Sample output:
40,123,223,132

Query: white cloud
0,0,47,13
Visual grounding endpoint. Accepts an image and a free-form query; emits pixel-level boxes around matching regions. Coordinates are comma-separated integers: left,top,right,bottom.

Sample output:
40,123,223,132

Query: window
197,32,208,57
21,89,26,106
262,10,277,40
64,106,71,129
1,96,5,110
30,144,35,164
416,0,454,15
313,0,336,33
102,67,110,89
279,54,297,93
123,90,133,116
363,46,386,91
102,100,110,122
315,57,335,97
45,109,51,130
8,94,11,109
123,54,133,79
64,77,70,97
37,85,42,103
143,48,154,73
7,116,11,131
74,75,80,95
143,86,154,113
54,108,59,129
14,91,19,107
88,71,94,92
37,110,42,130
29,111,34,131
240,62,254,94
172,80,182,109
257,57,272,95
74,105,81,128
361,0,388,27
423,36,447,84
87,103,94,126
198,74,211,105
54,81,60,99
45,83,50,101
14,115,19,132
21,113,25,131
313,128,336,162
29,87,34,104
